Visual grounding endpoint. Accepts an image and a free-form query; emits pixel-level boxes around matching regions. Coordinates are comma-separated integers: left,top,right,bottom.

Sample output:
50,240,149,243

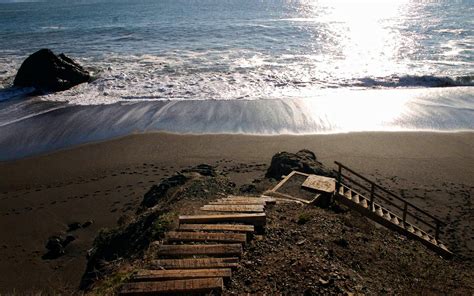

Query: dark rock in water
141,174,188,208
181,164,217,177
265,149,333,179
13,48,90,92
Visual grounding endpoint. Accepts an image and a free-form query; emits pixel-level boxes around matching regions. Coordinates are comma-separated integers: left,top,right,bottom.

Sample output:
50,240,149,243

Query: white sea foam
1,87,473,160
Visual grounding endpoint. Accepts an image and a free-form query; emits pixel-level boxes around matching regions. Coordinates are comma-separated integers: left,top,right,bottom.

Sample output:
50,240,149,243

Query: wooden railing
334,161,445,241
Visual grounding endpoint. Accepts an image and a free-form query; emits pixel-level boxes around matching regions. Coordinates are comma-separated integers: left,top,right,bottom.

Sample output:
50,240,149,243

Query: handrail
336,172,405,212
334,161,445,241
335,161,444,225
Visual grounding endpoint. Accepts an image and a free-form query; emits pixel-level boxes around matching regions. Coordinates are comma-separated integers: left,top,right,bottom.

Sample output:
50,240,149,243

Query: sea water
0,0,472,159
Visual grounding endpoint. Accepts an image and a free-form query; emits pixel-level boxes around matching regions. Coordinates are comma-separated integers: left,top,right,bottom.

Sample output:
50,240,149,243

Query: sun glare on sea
299,0,412,78
294,0,414,130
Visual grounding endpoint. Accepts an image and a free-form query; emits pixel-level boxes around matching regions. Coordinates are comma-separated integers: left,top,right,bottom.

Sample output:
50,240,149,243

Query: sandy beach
0,131,473,293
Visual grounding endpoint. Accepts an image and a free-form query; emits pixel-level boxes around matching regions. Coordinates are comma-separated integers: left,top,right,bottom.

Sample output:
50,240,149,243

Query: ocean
0,0,473,159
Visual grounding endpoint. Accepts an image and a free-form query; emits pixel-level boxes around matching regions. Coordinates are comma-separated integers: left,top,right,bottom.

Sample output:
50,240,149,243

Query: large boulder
265,149,333,179
13,48,90,92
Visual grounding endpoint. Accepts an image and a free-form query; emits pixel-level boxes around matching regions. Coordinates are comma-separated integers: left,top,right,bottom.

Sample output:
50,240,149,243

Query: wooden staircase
119,195,275,295
334,162,452,258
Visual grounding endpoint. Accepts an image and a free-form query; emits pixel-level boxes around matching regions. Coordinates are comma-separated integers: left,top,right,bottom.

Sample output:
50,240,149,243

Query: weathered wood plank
166,231,247,244
209,200,267,205
302,175,336,193
119,277,223,295
178,224,255,233
149,258,239,270
270,171,298,192
264,190,320,204
131,268,232,282
200,204,265,213
224,196,276,204
157,244,242,257
179,213,266,226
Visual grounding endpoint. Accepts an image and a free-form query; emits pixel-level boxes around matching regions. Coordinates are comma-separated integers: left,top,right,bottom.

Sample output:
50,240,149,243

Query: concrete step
157,244,243,257
149,257,239,270
130,268,232,282
119,277,223,295
166,231,247,244
178,223,255,233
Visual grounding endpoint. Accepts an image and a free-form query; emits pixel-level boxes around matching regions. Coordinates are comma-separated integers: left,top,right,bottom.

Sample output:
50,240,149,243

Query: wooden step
166,231,247,244
158,244,243,257
200,204,265,213
119,277,223,295
334,190,452,258
224,196,276,204
178,223,255,233
131,268,232,282
209,200,267,205
149,258,239,270
179,213,266,226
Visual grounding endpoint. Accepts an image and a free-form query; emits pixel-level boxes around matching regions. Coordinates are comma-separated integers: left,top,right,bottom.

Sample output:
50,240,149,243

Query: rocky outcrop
141,164,218,209
265,149,333,179
141,174,188,208
13,48,90,92
181,164,216,177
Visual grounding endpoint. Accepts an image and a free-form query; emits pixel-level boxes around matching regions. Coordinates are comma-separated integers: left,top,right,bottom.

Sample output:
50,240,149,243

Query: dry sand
0,131,473,293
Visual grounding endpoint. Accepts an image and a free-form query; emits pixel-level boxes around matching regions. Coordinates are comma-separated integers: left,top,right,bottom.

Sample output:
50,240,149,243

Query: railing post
435,222,440,241
370,183,375,210
402,203,408,226
336,163,342,191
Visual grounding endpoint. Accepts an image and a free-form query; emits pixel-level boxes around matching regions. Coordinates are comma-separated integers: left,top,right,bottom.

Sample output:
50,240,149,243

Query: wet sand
0,131,473,293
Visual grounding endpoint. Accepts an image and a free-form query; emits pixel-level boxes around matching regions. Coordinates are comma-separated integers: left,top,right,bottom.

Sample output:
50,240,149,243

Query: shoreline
2,129,474,163
2,86,473,161
0,131,473,293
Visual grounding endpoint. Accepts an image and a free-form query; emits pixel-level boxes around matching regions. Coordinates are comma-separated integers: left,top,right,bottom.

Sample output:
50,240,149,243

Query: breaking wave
356,75,474,88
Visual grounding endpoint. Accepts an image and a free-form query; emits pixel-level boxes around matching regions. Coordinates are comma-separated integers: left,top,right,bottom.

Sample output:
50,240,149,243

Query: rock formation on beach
265,149,333,179
13,48,90,92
